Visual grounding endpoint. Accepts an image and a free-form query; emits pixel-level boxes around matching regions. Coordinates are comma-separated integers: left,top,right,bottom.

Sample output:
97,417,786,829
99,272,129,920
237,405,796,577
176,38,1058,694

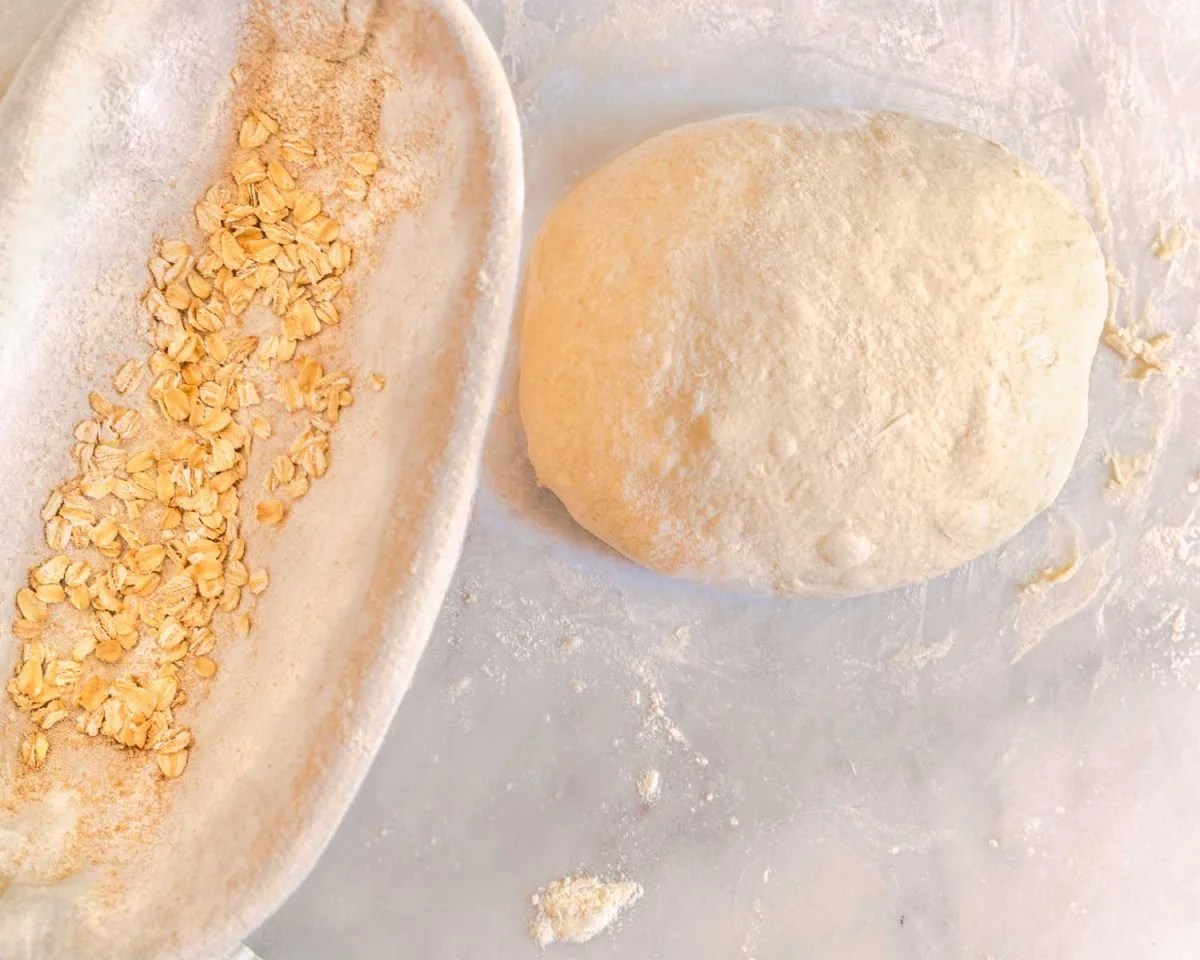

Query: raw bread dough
519,109,1107,597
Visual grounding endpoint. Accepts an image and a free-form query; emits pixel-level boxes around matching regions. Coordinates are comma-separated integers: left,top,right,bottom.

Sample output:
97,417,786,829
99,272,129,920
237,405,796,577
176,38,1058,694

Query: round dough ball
519,109,1107,597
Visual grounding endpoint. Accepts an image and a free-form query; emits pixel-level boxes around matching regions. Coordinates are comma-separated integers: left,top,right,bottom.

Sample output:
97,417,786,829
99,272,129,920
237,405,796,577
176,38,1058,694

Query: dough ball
519,110,1107,597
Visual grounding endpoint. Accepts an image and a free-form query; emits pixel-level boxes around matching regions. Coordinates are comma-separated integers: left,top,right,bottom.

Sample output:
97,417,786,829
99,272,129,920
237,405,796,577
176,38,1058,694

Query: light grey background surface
5,2,1200,958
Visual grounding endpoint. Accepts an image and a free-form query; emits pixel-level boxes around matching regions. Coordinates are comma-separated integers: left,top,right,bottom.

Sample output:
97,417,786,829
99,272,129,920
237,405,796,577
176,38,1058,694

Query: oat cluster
8,108,382,779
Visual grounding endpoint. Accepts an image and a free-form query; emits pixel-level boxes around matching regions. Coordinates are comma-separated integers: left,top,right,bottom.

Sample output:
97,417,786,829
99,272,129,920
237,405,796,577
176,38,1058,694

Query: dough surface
519,109,1107,597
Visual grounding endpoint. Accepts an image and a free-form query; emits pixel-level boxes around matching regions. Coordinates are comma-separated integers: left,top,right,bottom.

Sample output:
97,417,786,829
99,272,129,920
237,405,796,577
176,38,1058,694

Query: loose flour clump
529,874,644,947
637,768,662,805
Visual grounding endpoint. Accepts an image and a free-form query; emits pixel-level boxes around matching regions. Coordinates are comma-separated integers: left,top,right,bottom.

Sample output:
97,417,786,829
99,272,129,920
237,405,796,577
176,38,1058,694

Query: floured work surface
0,0,519,957
254,1,1200,959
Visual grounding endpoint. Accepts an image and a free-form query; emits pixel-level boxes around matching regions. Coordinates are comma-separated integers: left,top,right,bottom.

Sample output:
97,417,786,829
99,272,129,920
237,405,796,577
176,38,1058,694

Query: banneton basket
0,0,522,957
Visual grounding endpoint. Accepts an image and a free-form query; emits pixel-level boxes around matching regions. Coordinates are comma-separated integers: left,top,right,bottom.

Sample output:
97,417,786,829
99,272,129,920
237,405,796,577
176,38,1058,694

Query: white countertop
6,1,1200,957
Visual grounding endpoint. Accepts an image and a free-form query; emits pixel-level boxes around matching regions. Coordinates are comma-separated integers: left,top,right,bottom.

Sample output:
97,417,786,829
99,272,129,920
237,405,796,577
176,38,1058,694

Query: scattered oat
156,748,189,779
248,568,270,595
281,135,316,165
20,731,49,770
348,151,380,178
340,177,369,202
6,104,376,777
113,358,143,394
292,192,321,224
256,499,286,525
369,372,387,392
239,107,278,149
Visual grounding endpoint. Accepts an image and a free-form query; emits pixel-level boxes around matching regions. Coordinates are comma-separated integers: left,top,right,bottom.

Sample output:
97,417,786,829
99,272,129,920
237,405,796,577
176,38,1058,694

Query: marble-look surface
253,2,1200,957
5,0,1200,957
